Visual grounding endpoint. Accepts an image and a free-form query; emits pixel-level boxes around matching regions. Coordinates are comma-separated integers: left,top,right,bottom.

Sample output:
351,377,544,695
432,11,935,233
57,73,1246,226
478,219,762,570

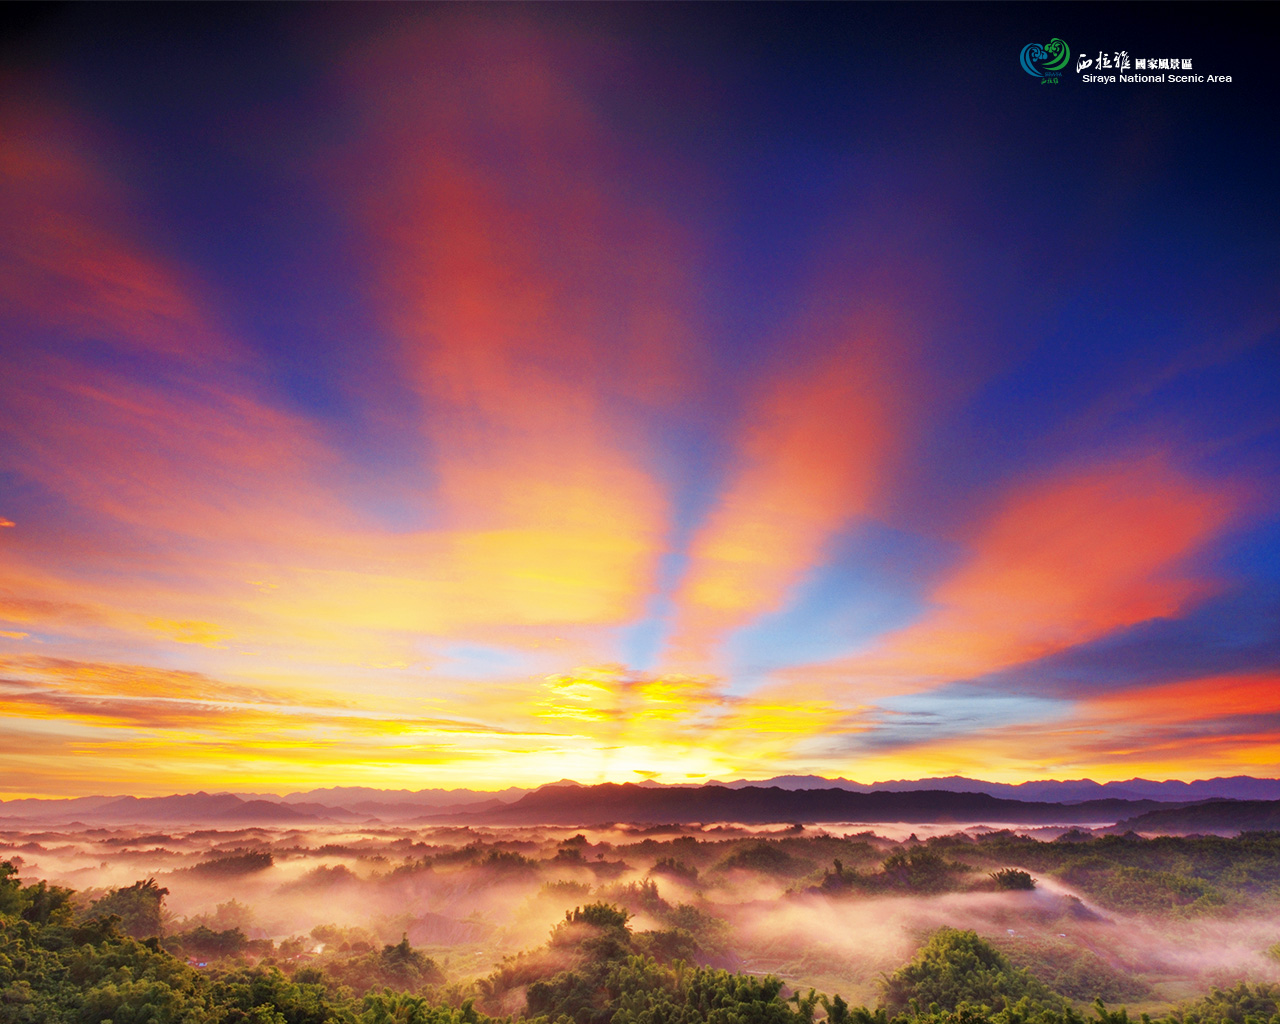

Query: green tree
86,878,170,939
881,928,1061,1014
990,869,1036,891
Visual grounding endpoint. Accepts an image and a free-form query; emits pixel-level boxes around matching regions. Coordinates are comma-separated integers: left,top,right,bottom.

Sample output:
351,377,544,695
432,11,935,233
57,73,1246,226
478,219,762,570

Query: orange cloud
0,654,560,796
0,655,284,704
0,78,685,677
667,319,913,665
787,456,1236,697
889,456,1233,677
346,18,700,636
0,585,107,629
1085,671,1280,726
1,360,337,547
147,619,233,648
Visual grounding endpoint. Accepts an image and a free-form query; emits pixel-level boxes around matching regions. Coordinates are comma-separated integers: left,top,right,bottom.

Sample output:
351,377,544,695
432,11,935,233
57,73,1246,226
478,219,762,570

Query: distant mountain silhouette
4,775,1277,827
711,775,1280,803
101,792,323,824
0,792,319,826
272,784,530,807
447,782,1172,826
232,784,533,822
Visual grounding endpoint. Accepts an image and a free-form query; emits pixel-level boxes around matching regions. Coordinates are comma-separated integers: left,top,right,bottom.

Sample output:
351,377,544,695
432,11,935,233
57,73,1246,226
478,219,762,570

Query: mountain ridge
710,774,1280,803
441,781,1179,827
3,775,1278,826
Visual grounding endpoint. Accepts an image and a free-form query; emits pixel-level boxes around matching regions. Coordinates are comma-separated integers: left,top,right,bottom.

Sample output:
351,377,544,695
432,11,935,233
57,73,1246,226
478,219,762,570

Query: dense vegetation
930,831,1280,915
609,830,1280,913
5,856,1280,1024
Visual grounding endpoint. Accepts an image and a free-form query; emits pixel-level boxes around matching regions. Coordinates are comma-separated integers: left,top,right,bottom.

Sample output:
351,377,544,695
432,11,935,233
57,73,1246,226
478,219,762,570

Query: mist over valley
5,781,1280,1023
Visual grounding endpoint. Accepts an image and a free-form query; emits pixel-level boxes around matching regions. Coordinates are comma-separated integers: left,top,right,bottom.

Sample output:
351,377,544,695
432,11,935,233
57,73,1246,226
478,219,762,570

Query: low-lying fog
4,820,1278,1008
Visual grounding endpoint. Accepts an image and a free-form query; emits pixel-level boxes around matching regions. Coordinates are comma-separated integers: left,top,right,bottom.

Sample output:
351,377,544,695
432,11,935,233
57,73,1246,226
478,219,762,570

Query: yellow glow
148,618,231,647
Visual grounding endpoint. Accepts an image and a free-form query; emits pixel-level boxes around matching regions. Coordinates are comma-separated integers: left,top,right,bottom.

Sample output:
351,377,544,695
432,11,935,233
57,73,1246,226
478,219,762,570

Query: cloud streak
666,317,915,665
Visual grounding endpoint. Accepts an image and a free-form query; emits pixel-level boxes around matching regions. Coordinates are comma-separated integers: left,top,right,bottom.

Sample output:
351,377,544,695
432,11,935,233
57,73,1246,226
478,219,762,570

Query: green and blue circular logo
1020,38,1071,77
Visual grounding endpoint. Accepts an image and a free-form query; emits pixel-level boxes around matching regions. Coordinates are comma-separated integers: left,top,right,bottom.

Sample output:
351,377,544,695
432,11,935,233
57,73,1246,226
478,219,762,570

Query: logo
1020,38,1071,77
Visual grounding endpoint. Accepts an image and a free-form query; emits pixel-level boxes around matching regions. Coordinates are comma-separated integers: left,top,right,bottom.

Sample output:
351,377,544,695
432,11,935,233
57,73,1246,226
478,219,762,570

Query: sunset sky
1,5,1277,798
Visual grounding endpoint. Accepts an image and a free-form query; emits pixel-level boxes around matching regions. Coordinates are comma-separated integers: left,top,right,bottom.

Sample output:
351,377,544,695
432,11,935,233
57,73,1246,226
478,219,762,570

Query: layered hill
1111,798,1280,834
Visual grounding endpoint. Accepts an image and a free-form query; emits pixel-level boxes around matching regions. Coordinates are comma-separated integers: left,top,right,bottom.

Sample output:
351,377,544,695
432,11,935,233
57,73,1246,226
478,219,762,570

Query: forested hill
458,783,1174,826
1112,798,1280,833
